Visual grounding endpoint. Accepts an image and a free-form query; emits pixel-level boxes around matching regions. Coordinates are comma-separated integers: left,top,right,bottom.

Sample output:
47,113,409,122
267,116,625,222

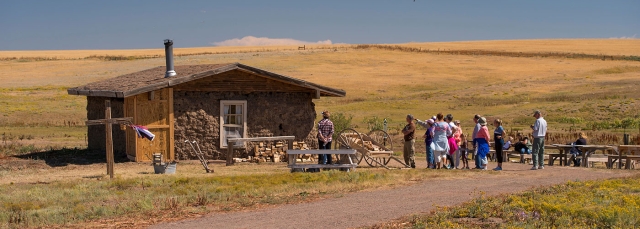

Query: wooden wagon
335,128,410,169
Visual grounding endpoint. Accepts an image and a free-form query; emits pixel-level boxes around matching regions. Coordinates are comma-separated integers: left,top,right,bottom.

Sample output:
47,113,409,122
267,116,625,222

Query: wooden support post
105,100,115,178
85,100,132,179
288,140,295,165
226,139,234,166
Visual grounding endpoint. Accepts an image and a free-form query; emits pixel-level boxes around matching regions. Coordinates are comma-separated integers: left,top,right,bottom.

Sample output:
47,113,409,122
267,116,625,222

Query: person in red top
475,117,491,170
317,111,335,165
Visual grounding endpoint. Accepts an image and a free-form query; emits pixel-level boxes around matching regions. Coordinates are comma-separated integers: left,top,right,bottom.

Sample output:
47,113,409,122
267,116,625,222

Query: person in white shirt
530,110,548,170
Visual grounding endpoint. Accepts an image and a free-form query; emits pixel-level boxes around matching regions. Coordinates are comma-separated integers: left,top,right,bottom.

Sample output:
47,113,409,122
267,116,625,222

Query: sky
1,0,638,50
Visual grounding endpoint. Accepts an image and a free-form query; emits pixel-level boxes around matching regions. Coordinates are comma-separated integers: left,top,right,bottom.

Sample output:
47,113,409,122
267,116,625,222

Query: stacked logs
252,141,314,163
363,141,381,151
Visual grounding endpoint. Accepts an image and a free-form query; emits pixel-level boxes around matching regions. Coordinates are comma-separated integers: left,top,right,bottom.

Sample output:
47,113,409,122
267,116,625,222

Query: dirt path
152,163,638,229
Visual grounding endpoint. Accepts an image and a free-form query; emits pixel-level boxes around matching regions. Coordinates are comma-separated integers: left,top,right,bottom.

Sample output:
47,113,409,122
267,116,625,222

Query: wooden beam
67,89,78,95
168,88,175,161
314,90,321,99
167,64,238,86
226,139,234,166
148,91,155,100
122,82,169,98
86,117,132,126
287,149,356,155
133,95,138,161
227,136,296,143
75,90,120,98
236,63,346,97
105,100,114,179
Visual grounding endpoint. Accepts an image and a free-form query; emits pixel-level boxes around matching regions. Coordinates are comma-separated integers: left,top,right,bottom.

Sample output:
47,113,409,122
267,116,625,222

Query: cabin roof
67,63,346,98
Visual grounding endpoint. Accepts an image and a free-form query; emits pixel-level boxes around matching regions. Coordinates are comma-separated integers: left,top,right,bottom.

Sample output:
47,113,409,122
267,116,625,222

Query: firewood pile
251,141,315,163
363,141,382,151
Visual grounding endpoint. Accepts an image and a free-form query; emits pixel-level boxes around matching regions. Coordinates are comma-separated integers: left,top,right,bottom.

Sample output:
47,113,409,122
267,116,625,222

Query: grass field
1,39,639,142
372,176,640,228
0,39,639,227
0,163,471,228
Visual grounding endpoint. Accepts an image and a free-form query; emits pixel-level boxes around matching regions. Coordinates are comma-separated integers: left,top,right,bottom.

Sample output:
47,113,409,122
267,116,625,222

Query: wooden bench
623,155,639,169
609,145,640,169
287,149,357,172
588,156,612,168
548,153,568,166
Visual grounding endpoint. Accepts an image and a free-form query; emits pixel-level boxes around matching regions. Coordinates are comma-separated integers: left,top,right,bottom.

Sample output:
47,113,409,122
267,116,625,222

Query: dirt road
152,163,638,229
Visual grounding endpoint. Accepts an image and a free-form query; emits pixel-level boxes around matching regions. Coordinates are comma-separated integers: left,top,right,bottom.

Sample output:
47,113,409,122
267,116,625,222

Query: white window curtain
221,101,247,148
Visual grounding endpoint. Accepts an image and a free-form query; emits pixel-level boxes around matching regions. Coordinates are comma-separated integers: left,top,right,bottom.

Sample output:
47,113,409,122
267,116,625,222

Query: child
460,133,470,169
475,117,491,170
454,120,464,169
503,136,513,150
514,137,533,163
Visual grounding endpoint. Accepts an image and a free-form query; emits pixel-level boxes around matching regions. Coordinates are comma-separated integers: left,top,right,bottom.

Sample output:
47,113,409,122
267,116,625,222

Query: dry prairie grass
0,39,639,227
1,39,639,137
0,44,349,60
397,39,640,56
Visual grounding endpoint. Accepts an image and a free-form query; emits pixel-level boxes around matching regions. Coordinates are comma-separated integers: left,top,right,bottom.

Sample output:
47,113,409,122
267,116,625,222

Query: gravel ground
152,162,638,229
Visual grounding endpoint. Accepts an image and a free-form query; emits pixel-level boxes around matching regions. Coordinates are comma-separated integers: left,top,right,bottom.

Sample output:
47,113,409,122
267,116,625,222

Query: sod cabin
67,44,345,162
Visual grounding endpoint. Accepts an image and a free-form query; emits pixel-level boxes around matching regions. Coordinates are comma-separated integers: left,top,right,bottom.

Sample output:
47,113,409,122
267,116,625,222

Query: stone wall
86,97,127,158
174,91,318,160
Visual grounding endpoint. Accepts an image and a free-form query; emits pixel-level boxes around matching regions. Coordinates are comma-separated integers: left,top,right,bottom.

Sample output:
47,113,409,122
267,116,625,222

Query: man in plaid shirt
318,110,335,165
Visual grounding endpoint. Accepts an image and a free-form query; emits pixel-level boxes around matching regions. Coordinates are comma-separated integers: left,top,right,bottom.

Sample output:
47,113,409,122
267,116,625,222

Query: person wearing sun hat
416,117,436,168
472,114,482,169
530,110,548,170
474,117,491,170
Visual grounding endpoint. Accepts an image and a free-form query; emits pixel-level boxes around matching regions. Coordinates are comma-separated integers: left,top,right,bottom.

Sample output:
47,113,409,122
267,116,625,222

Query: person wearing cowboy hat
317,110,335,166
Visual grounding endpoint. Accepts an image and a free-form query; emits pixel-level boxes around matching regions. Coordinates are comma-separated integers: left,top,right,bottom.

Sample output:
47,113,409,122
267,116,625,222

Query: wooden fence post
226,139,234,166
105,100,114,178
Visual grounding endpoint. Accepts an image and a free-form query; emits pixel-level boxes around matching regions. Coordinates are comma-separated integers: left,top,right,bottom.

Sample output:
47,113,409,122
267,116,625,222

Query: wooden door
124,88,174,162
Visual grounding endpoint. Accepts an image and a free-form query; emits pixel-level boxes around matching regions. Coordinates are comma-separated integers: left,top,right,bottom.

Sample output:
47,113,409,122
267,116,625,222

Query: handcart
335,128,410,169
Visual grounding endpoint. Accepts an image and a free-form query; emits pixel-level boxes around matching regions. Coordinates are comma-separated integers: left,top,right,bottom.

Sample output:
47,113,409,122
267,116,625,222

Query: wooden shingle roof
67,63,346,98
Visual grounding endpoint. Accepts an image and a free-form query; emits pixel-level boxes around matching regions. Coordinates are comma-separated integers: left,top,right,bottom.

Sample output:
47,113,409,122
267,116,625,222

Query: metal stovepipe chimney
164,39,177,78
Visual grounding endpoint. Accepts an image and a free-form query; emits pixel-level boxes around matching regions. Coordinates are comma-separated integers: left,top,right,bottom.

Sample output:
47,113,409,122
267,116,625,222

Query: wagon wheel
336,128,365,165
367,129,394,165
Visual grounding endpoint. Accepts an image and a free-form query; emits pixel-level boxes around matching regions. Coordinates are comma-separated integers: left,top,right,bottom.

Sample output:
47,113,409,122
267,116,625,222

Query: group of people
402,110,548,171
317,109,552,171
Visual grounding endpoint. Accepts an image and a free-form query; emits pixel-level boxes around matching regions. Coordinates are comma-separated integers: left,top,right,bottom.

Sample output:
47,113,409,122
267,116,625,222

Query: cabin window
220,100,247,148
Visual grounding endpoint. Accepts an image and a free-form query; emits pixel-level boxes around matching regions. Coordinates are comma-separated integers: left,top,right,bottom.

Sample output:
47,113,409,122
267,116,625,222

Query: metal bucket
164,162,177,174
153,161,177,174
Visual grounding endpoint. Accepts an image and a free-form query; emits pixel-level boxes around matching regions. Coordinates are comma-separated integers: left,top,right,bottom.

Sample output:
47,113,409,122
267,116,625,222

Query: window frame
219,100,248,149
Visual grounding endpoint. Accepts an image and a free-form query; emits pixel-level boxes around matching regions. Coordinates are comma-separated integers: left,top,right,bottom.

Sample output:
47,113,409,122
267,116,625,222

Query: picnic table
548,144,572,166
508,145,555,164
608,145,640,169
551,144,615,168
287,149,358,172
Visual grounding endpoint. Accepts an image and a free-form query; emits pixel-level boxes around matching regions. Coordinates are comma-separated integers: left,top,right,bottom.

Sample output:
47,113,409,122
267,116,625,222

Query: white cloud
609,34,637,39
212,36,332,46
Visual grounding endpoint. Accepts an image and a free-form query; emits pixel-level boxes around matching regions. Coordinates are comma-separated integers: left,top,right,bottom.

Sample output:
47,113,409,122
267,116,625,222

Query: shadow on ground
14,148,129,167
